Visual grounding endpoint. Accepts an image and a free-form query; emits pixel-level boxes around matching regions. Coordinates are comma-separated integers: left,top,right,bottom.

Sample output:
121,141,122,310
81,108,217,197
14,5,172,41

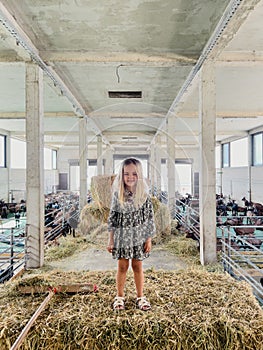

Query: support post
79,117,87,210
167,115,176,213
25,63,44,268
199,62,217,265
97,135,103,175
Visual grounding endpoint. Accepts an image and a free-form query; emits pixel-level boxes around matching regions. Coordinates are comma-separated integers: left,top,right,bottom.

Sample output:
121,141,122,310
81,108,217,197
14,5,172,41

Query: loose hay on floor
0,269,263,350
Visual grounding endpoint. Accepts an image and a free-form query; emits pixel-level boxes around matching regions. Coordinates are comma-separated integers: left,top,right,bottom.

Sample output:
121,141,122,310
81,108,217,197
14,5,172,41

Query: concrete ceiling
0,0,263,154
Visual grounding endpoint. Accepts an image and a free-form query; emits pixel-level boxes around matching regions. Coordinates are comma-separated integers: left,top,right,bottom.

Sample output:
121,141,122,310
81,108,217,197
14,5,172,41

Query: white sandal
113,296,125,310
136,296,151,311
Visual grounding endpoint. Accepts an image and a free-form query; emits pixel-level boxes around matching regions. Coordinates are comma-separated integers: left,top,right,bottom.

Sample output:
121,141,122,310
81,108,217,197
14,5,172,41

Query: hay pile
44,236,91,261
1,269,263,350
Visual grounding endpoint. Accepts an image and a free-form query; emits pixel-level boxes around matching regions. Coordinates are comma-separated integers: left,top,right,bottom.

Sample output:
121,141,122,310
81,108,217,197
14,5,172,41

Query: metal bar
10,290,55,350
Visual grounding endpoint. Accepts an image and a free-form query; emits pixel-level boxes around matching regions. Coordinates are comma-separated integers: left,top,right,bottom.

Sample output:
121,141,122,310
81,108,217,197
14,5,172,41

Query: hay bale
151,196,171,243
1,269,263,350
78,203,109,235
90,175,116,209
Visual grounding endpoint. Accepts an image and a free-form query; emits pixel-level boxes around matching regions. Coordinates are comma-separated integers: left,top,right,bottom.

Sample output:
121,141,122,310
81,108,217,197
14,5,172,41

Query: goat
234,227,255,236
242,197,263,216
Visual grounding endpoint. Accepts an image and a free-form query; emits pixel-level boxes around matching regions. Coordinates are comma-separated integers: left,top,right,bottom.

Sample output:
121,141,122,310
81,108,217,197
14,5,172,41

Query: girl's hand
107,238,114,253
144,238,152,254
107,231,114,253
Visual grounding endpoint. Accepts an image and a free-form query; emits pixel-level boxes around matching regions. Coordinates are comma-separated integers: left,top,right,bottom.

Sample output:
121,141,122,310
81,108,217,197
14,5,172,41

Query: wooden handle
10,290,55,350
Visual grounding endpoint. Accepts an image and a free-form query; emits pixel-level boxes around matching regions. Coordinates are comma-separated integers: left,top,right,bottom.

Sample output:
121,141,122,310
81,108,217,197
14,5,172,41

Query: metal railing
218,225,263,305
173,197,263,305
0,227,26,283
172,198,200,240
0,196,80,283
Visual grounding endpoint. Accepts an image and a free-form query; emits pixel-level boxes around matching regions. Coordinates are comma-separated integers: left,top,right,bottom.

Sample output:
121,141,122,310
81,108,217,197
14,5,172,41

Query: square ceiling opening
108,91,142,98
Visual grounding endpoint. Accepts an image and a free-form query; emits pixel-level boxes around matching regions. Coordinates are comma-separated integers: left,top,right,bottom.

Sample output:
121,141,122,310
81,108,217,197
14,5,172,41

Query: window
252,132,263,166
10,138,26,169
52,150,57,169
222,143,230,167
216,145,221,168
44,148,52,169
0,135,6,167
231,138,248,167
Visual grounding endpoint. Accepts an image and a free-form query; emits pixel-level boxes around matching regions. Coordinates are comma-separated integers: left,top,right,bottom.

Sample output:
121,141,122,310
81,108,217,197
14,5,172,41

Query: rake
10,282,99,350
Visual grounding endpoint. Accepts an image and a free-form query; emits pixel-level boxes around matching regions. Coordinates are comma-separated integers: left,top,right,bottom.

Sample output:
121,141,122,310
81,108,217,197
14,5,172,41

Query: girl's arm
107,230,114,253
144,237,152,253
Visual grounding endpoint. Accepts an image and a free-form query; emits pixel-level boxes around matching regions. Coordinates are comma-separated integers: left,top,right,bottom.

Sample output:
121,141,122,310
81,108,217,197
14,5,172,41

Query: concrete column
199,62,217,265
155,135,162,197
150,143,155,191
104,147,113,175
6,133,11,201
167,115,176,212
25,63,44,269
247,133,252,202
79,117,87,210
97,135,103,175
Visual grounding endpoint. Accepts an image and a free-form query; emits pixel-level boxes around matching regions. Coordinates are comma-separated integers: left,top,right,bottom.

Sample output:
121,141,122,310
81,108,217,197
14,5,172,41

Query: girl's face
123,163,138,191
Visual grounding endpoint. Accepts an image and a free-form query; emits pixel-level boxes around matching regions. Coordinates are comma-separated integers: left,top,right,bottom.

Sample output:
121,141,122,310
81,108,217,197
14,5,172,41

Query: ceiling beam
217,51,263,65
0,112,77,119
177,111,263,118
2,110,262,120
104,131,155,136
41,51,197,66
91,113,166,119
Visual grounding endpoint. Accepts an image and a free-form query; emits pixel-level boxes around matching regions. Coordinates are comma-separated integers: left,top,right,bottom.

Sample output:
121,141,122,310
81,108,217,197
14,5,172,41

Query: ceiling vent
108,91,142,98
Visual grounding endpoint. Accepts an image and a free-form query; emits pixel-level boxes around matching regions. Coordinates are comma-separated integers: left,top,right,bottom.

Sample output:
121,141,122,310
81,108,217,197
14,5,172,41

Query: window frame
222,142,230,168
252,132,263,166
0,134,7,168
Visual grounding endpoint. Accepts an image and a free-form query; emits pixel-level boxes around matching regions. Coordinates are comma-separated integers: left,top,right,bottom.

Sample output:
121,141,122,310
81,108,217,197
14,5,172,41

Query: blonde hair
112,158,148,208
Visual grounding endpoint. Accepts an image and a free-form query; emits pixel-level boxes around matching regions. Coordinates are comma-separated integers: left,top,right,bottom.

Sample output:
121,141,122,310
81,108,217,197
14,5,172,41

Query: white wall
57,146,98,173
221,166,263,204
0,168,58,202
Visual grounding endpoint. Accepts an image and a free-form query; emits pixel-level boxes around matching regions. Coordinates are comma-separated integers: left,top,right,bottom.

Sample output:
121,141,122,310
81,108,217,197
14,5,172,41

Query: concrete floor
47,247,188,272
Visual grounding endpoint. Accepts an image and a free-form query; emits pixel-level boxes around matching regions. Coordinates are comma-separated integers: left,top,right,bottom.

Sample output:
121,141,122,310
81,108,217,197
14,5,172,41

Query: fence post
10,228,14,277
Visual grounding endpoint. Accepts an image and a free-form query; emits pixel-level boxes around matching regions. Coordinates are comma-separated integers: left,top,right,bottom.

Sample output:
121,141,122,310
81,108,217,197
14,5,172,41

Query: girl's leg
131,259,144,297
116,258,129,297
132,259,151,311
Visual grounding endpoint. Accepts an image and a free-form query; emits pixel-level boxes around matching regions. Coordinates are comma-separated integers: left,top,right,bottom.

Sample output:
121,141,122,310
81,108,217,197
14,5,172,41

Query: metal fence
0,227,26,283
173,198,263,305
0,197,80,283
219,225,263,305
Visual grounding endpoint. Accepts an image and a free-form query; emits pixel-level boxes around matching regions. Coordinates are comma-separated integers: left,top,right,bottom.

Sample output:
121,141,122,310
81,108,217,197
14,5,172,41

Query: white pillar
155,135,162,197
97,135,103,175
247,133,252,202
150,143,155,191
79,117,87,210
25,63,44,269
199,62,217,265
104,147,113,174
167,115,176,212
6,133,11,202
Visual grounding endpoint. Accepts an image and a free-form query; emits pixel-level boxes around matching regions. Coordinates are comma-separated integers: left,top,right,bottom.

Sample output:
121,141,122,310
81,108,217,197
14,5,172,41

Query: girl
107,158,156,311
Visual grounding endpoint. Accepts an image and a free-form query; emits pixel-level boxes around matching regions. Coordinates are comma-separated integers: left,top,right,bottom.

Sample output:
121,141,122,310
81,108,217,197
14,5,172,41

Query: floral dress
108,190,156,260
